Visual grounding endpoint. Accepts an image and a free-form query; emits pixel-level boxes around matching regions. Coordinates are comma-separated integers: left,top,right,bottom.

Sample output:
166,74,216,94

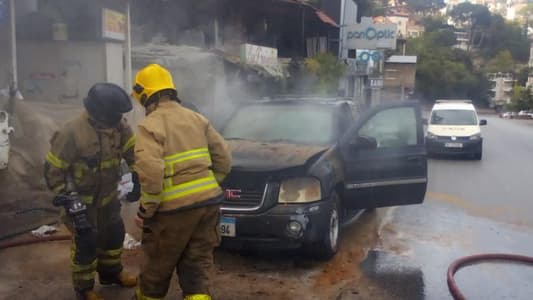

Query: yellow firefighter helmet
132,64,177,107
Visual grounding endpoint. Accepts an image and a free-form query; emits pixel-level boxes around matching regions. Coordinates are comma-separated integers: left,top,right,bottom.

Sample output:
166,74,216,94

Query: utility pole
125,1,132,93
338,0,346,59
8,0,18,116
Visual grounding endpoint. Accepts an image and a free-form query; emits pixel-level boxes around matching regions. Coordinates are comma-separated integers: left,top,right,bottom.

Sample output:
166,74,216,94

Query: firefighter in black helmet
44,83,140,300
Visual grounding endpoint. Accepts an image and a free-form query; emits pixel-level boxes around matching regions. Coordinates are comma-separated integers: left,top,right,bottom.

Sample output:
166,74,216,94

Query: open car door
339,101,427,209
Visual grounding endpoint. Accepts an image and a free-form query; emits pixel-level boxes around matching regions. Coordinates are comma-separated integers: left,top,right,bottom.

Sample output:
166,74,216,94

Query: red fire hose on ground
447,253,533,300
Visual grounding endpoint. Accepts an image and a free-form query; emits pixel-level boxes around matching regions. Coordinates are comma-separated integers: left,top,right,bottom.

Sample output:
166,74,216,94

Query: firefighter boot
100,271,137,287
184,294,212,300
77,290,104,300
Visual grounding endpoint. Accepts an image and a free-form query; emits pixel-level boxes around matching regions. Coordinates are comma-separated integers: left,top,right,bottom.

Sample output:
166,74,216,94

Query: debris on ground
31,225,58,238
123,233,141,250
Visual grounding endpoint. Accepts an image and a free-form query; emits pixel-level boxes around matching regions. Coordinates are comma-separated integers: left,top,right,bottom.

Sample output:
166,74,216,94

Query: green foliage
481,18,530,61
449,3,529,62
422,16,452,33
517,4,533,23
407,32,488,105
486,50,516,73
516,67,532,86
510,86,533,111
304,53,346,95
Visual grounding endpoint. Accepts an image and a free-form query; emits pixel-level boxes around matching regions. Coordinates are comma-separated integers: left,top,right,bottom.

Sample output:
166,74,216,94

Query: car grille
222,187,266,209
438,136,470,141
222,171,272,210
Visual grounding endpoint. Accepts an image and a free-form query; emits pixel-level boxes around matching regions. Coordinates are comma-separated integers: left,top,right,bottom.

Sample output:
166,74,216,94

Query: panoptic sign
345,17,398,50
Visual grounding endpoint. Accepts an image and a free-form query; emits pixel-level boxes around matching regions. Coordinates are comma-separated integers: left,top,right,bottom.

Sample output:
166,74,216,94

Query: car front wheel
311,192,340,260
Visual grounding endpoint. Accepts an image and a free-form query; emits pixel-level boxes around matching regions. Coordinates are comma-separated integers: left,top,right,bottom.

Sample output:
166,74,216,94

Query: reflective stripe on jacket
135,100,231,218
44,113,135,206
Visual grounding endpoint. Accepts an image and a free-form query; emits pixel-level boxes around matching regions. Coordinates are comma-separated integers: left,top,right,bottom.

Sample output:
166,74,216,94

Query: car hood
228,140,328,171
428,125,480,137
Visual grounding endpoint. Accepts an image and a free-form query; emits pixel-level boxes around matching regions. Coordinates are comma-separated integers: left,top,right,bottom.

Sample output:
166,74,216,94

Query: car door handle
407,156,421,162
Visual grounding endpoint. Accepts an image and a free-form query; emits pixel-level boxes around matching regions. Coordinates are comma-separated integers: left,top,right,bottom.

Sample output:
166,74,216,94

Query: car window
430,109,477,125
222,104,335,145
358,107,418,148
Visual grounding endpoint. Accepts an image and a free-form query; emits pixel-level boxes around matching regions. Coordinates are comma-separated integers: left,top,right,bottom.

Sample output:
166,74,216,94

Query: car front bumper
220,199,334,250
426,137,482,155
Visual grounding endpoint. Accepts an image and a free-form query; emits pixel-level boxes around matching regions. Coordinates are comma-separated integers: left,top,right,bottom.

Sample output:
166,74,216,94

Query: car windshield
430,109,477,125
222,104,335,145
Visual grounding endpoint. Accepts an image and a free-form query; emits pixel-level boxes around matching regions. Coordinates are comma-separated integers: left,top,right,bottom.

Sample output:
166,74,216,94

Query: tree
407,32,489,105
517,3,533,24
450,3,492,50
304,53,346,95
516,67,532,86
486,50,516,73
422,16,452,33
449,3,529,62
402,0,446,15
510,86,533,111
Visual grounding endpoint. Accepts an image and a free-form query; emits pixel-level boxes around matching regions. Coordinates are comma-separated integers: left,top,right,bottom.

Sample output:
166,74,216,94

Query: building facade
488,73,515,107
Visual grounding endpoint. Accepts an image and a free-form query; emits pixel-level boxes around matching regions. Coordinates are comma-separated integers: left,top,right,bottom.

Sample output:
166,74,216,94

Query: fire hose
447,253,533,300
0,234,71,250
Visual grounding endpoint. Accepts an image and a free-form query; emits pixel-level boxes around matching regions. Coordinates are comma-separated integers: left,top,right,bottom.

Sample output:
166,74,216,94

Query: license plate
445,142,463,148
219,216,236,237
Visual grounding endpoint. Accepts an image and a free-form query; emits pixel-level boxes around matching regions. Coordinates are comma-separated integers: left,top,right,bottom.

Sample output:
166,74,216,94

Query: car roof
432,102,476,111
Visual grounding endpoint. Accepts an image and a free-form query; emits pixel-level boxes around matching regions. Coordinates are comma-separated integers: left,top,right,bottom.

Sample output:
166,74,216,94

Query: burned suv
219,98,427,259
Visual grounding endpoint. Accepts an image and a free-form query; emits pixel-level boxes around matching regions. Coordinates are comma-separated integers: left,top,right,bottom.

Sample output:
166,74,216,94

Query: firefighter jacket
44,112,135,206
135,100,231,218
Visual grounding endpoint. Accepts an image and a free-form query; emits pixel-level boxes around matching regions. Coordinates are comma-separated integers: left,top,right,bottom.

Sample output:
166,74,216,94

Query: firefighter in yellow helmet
44,83,139,300
132,64,232,300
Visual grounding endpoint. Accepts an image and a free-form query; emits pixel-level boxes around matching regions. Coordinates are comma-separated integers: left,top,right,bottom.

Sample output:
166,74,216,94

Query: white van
425,100,487,160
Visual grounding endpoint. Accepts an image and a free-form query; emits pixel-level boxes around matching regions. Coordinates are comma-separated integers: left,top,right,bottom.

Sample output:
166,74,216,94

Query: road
1,116,532,300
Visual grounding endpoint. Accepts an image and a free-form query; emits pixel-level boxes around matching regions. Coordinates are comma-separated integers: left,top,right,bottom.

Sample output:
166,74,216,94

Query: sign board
102,8,126,41
241,44,278,66
345,17,398,50
369,77,384,88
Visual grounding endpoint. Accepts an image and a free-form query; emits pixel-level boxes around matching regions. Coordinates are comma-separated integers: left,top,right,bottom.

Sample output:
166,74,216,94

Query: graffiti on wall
21,59,82,101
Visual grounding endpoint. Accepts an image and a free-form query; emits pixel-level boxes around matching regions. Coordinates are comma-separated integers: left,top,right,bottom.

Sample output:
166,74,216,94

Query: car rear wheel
311,192,340,260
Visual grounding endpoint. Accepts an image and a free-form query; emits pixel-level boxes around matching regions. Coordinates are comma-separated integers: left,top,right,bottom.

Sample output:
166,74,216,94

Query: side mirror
479,119,487,126
351,136,378,150
422,118,428,126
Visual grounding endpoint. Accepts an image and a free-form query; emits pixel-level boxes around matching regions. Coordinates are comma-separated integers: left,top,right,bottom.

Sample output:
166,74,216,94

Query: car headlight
278,177,322,203
469,133,482,140
426,132,437,139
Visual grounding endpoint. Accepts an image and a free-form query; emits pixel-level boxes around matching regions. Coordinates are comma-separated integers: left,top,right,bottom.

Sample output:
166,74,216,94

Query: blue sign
358,51,382,62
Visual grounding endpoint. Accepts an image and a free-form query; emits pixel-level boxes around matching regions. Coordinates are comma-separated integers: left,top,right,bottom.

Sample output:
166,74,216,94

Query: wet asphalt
355,116,533,300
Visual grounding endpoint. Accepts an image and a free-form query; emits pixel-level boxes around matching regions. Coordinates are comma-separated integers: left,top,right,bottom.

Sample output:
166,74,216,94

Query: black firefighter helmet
84,83,132,128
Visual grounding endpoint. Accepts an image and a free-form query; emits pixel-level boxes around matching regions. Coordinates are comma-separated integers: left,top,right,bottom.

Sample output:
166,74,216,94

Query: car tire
473,144,483,160
474,151,482,160
311,192,341,260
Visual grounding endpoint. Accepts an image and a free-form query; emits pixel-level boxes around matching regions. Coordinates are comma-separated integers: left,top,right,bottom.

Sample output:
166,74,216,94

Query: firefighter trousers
137,204,221,299
65,199,126,292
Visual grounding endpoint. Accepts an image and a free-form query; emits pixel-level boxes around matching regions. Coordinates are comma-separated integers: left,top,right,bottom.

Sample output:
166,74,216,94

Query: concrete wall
384,63,416,89
0,41,124,104
105,42,125,87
